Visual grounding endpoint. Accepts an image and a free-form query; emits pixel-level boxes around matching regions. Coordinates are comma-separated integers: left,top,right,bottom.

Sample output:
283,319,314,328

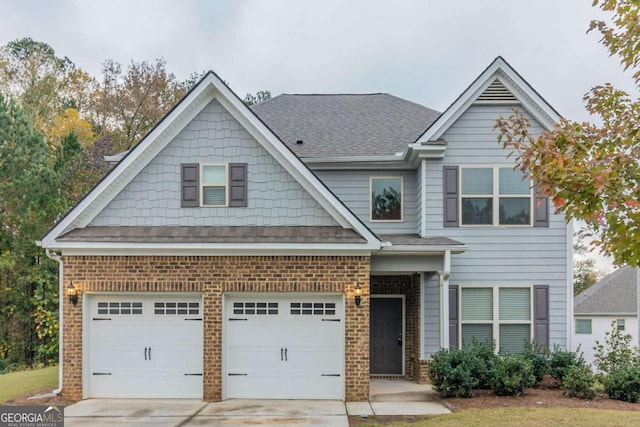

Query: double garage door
87,293,343,400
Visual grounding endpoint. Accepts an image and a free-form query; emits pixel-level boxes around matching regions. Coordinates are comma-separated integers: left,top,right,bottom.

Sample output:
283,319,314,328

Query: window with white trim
201,163,228,206
459,286,532,354
460,167,532,226
575,319,592,334
617,319,626,331
370,176,403,221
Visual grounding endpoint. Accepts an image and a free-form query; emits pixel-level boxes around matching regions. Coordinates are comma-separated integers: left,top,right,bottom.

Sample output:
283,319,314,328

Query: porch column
439,250,451,349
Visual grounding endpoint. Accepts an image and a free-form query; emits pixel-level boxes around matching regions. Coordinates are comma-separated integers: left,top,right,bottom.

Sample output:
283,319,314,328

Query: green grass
0,366,58,403
360,407,640,426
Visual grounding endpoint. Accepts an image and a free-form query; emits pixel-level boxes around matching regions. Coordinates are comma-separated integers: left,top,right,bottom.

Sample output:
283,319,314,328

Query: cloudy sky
0,0,629,272
0,0,636,124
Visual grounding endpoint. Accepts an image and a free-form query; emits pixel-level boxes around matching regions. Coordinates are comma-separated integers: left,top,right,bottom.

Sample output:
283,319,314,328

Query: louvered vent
475,79,518,103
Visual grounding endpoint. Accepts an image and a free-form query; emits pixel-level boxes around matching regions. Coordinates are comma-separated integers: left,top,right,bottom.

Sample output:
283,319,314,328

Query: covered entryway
224,293,344,400
86,293,203,398
370,296,404,375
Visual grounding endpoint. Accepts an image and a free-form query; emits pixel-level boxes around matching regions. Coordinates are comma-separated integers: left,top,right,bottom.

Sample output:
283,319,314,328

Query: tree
243,90,271,106
574,240,601,296
495,0,640,267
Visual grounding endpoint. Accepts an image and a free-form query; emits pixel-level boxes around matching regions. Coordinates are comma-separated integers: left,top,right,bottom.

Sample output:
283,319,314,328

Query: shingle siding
89,99,338,228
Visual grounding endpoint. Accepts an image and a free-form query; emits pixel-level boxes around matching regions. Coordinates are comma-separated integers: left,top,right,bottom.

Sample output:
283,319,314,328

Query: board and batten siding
90,99,338,227
573,316,638,367
423,105,569,355
313,169,418,234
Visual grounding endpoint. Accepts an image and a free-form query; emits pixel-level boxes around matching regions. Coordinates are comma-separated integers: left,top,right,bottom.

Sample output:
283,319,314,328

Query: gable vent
475,79,518,103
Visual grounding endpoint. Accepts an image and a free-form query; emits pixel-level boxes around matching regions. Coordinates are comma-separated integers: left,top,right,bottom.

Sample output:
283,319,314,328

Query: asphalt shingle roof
574,266,637,315
251,93,440,158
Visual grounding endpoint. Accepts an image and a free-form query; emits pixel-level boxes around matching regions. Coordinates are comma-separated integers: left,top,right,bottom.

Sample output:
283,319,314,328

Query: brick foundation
62,255,370,401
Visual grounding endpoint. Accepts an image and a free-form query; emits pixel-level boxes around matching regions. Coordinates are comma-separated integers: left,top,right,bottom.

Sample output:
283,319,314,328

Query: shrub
548,344,585,381
490,354,536,396
429,348,480,398
562,364,597,399
603,366,640,403
522,342,549,383
594,321,640,376
466,339,499,389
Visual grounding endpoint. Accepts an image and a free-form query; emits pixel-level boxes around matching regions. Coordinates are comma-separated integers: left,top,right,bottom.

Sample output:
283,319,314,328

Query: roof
251,93,440,158
379,235,464,247
574,266,637,315
58,226,366,244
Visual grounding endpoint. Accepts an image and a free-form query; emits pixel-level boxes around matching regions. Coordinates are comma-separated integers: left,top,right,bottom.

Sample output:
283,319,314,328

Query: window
617,319,626,331
233,302,279,315
370,177,403,221
97,301,143,315
201,164,228,206
459,286,532,354
290,302,336,315
575,319,592,334
460,167,531,226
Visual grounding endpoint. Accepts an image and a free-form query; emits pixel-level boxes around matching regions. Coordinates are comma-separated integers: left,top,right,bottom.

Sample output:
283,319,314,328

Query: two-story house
39,57,570,402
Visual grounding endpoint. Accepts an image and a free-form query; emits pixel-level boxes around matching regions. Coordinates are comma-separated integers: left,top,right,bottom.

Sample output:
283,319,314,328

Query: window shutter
533,285,549,349
181,163,199,207
533,180,549,227
449,285,458,349
228,163,247,207
443,166,459,227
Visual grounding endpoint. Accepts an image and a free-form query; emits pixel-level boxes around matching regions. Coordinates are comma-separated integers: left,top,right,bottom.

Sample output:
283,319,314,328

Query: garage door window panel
97,301,143,315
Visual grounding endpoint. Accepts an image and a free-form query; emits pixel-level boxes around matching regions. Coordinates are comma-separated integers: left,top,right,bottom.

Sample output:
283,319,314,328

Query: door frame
221,292,346,400
82,292,204,399
370,294,405,376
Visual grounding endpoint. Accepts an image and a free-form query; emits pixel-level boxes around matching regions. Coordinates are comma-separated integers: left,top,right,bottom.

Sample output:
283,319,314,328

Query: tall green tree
495,0,640,266
574,241,601,296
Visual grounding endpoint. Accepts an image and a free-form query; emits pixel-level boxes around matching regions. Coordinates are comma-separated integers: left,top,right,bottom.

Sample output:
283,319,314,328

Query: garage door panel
284,348,340,372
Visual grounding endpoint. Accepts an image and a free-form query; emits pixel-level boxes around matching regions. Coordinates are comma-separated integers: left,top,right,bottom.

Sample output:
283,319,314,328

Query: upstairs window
370,177,403,221
575,319,592,334
201,164,228,207
461,166,531,226
617,319,626,331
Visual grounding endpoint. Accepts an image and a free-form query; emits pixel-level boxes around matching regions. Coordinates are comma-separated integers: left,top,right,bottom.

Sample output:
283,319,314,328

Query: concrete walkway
64,380,449,426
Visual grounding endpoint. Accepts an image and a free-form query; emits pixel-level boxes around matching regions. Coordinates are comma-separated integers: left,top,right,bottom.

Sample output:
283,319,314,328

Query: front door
370,297,403,375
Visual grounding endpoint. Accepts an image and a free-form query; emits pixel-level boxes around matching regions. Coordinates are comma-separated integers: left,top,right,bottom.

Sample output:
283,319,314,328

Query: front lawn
353,407,640,426
0,366,58,403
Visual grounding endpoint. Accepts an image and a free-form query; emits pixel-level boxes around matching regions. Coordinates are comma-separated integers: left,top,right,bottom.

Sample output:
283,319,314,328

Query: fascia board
417,57,560,143
40,76,218,247
378,245,468,255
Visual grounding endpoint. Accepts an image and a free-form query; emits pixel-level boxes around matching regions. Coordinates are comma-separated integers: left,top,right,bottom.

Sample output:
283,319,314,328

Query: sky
0,0,630,272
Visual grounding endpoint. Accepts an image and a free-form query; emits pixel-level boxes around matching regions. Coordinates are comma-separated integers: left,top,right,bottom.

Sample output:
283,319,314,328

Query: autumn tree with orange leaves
495,0,640,266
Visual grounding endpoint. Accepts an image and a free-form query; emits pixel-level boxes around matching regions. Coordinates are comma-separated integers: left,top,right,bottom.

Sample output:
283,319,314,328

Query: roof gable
40,72,380,250
414,56,561,144
575,266,638,315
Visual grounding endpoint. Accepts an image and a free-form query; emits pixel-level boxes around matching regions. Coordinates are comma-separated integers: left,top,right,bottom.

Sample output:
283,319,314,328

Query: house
38,56,571,402
573,267,638,366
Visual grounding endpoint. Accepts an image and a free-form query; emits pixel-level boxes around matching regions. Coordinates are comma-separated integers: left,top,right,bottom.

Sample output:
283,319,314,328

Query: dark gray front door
370,297,403,375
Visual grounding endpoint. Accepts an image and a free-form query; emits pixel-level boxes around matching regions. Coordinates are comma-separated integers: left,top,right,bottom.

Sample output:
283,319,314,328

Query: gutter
44,249,63,396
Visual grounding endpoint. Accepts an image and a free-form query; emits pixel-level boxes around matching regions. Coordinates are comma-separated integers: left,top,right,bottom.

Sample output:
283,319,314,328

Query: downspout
439,250,451,348
45,249,63,395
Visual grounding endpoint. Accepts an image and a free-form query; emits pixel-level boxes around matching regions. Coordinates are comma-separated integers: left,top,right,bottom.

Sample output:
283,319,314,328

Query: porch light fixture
354,283,362,307
67,282,78,306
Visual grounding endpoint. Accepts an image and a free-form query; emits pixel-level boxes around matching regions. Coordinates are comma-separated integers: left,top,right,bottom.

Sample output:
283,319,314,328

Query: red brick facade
62,255,370,401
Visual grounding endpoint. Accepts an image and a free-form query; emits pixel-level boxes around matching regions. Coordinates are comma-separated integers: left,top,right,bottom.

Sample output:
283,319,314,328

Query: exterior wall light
354,282,362,307
67,282,78,306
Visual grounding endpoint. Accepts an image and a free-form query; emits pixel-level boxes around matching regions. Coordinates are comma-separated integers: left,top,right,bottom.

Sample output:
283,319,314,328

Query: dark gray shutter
533,285,549,350
181,163,199,207
228,163,247,207
449,285,459,349
533,180,549,227
443,166,459,227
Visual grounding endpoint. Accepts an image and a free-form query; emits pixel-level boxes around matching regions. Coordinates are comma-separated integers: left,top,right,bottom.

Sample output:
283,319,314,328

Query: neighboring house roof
414,56,561,144
58,226,365,244
575,266,637,315
38,71,381,252
251,93,440,158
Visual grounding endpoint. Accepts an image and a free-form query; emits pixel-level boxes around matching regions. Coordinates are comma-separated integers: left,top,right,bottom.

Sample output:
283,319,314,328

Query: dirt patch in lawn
441,376,640,412
4,388,78,407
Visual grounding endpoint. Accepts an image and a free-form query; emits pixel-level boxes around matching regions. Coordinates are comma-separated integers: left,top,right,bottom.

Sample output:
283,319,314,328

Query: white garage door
87,293,203,398
224,293,344,400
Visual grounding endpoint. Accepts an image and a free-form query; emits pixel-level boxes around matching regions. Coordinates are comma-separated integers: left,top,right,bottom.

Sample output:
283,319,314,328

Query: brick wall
62,255,370,401
371,275,421,382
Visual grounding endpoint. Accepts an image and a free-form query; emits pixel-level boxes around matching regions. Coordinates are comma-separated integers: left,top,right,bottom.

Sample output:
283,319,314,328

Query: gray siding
416,163,423,235
424,273,441,356
423,105,569,354
313,169,418,234
90,99,338,227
